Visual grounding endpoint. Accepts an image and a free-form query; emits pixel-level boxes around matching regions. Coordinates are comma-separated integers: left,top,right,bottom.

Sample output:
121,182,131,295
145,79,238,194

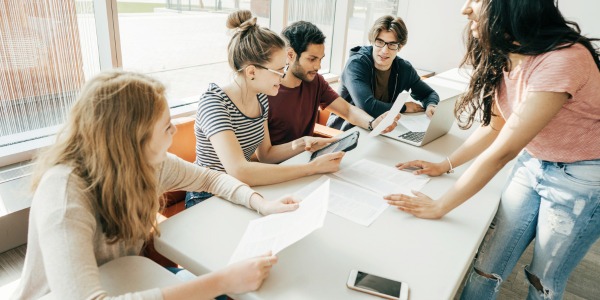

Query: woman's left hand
384,190,445,219
294,136,337,152
257,195,300,215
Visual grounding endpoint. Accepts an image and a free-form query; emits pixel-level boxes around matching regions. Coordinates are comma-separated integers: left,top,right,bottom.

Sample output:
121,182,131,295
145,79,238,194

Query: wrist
249,193,264,215
304,162,317,176
207,269,229,296
291,138,305,151
445,157,455,174
367,118,375,131
434,199,450,218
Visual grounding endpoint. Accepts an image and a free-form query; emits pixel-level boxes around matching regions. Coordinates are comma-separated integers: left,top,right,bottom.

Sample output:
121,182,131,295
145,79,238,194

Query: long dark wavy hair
456,0,600,129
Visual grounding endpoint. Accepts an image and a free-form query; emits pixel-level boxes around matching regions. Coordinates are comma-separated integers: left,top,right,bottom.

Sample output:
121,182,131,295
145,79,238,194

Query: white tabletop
155,69,512,299
98,256,182,295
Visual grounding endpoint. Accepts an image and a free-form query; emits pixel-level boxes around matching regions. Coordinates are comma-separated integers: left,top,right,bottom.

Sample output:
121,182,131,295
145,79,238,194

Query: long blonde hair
32,70,167,245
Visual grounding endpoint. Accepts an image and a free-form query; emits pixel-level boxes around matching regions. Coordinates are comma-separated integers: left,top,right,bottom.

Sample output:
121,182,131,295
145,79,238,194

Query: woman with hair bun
12,70,292,299
187,10,345,208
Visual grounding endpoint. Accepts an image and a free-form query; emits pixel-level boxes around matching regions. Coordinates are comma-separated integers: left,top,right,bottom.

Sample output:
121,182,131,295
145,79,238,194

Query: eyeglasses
255,64,287,78
373,39,401,51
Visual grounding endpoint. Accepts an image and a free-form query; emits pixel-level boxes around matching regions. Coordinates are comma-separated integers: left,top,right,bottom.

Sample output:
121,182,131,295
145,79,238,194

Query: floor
1,239,599,299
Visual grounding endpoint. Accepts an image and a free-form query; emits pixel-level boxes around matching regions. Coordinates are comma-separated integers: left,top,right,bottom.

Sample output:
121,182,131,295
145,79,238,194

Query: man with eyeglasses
327,15,439,131
267,21,398,146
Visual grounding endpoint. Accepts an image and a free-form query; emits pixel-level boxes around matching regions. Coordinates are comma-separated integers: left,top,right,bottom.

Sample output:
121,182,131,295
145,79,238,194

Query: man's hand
404,102,424,113
425,105,437,118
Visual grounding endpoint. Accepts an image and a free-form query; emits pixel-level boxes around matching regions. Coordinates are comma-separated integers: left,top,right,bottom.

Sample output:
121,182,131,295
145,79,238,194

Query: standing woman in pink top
387,0,600,299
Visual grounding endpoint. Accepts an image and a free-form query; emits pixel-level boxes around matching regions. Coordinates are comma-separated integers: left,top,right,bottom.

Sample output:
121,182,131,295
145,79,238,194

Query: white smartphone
347,270,409,300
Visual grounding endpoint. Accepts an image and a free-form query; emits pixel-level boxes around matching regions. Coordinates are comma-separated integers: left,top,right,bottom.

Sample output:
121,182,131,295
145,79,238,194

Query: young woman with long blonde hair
12,70,297,299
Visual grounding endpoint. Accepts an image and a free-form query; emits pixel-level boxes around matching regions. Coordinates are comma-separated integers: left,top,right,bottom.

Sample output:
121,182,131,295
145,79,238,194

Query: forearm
445,124,500,171
227,161,313,186
345,105,373,129
162,271,225,300
256,139,306,164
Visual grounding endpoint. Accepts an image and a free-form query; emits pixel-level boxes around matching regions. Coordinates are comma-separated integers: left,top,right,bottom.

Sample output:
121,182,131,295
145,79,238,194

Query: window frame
0,0,354,168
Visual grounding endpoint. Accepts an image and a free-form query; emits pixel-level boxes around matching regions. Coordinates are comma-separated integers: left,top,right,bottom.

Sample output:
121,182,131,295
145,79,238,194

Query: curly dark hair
281,21,326,59
457,0,600,129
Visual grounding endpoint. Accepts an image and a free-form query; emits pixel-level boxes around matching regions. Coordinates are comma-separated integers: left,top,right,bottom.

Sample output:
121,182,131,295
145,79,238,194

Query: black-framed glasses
373,39,401,50
254,64,287,78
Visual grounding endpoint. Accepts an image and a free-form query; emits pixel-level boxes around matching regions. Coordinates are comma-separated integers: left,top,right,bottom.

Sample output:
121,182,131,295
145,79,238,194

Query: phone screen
354,271,402,297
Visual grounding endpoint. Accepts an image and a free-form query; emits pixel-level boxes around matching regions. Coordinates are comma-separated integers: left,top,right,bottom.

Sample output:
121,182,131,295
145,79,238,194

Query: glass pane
287,0,335,73
117,0,270,106
346,0,399,62
0,0,100,139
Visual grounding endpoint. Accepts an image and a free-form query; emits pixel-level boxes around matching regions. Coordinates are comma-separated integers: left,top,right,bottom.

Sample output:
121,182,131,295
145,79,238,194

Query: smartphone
309,131,359,161
347,270,409,300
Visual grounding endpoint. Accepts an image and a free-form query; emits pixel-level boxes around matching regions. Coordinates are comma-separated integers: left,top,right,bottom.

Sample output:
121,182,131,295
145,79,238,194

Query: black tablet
309,131,360,161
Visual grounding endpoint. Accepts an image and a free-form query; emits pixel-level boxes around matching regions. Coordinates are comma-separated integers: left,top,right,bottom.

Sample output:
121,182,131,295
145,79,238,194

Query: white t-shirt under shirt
12,154,256,299
195,83,268,172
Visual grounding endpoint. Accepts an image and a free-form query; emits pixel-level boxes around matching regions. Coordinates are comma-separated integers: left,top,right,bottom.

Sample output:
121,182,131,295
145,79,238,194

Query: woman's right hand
219,253,277,294
310,152,345,174
396,160,448,177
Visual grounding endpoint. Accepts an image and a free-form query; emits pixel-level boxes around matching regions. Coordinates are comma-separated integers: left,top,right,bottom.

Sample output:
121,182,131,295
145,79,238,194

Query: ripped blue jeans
461,150,600,300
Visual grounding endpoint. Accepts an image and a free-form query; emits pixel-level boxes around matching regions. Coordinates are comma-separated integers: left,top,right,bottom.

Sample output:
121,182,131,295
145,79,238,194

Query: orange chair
313,107,343,138
144,116,196,268
161,116,196,218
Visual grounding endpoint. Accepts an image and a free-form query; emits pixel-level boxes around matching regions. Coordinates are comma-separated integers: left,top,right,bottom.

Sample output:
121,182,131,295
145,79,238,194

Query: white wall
398,0,600,74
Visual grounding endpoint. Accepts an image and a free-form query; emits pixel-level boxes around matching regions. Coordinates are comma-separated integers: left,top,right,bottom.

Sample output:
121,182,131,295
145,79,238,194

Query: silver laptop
382,83,463,146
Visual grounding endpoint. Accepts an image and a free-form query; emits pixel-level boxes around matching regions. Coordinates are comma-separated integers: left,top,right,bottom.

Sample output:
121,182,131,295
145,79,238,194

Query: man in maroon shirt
267,21,397,145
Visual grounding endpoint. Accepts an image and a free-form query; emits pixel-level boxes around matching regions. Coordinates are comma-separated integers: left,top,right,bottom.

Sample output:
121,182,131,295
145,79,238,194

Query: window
287,0,336,73
0,0,100,141
345,0,399,62
117,0,270,105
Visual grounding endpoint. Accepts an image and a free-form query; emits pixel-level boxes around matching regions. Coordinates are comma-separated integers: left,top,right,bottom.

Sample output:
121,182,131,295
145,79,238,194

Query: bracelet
446,157,454,174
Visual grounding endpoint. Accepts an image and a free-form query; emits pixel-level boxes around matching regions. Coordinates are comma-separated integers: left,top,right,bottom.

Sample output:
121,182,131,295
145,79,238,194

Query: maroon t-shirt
268,73,338,145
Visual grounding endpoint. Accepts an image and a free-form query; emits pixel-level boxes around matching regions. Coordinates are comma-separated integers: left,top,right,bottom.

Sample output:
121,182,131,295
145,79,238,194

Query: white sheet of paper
334,159,430,195
368,92,409,137
229,180,330,264
398,113,431,132
293,176,388,227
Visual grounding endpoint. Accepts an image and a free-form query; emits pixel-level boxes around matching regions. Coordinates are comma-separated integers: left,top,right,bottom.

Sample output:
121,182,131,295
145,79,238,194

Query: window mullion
93,0,122,69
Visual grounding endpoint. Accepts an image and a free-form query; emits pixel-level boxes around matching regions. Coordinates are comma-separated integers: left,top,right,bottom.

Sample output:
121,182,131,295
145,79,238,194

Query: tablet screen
310,132,359,160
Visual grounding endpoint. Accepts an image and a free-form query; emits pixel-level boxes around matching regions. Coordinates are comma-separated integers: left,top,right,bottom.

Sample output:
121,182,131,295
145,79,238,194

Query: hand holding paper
368,92,409,137
229,180,330,264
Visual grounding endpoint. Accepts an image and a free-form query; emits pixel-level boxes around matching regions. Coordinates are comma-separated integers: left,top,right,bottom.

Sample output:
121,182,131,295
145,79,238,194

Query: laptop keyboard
399,131,426,143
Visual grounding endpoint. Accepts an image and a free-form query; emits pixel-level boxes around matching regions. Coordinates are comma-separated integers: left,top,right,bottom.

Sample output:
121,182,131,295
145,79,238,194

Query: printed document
398,113,431,132
229,180,330,264
293,176,388,227
334,159,430,195
369,92,409,137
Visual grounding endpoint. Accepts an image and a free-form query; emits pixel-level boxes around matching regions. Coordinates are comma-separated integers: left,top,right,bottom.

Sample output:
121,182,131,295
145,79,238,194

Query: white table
99,256,182,295
155,69,512,299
